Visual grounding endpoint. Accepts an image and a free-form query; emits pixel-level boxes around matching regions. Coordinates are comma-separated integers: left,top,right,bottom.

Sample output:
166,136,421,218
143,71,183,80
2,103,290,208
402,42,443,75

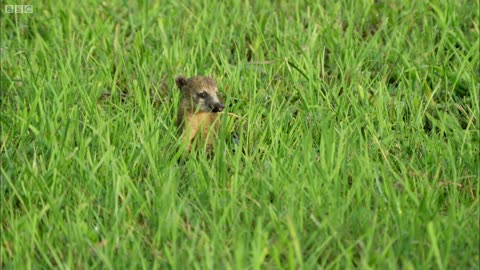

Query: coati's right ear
175,76,188,90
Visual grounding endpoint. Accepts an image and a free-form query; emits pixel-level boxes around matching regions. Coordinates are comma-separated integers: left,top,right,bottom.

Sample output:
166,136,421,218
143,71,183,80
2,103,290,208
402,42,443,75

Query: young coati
175,75,225,152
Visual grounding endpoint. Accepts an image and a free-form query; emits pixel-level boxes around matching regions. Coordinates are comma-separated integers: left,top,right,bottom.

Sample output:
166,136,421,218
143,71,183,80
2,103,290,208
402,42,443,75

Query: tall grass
1,0,479,268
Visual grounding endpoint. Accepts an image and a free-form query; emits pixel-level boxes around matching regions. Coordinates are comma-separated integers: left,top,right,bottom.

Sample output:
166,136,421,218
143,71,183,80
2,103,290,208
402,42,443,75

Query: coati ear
175,76,188,90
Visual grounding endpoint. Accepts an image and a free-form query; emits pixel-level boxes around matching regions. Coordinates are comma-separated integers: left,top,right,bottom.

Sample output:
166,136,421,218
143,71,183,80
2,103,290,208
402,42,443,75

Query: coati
175,75,225,152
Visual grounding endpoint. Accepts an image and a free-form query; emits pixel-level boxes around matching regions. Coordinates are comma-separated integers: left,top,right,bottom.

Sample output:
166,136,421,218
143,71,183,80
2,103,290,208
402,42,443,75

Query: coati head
175,75,225,113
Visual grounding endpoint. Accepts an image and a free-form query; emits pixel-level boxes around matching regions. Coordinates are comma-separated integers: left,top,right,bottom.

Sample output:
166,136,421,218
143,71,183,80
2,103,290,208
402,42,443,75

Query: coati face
176,75,225,113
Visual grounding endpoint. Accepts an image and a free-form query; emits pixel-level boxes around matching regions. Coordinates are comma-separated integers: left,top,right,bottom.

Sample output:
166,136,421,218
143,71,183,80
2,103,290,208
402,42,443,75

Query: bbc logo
5,5,33,13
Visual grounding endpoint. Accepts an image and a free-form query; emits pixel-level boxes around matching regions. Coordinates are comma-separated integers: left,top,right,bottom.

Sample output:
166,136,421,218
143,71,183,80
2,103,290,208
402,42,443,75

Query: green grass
1,0,479,269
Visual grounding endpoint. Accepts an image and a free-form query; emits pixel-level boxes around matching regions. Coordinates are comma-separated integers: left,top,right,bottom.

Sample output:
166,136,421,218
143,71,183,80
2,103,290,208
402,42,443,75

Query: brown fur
175,75,224,152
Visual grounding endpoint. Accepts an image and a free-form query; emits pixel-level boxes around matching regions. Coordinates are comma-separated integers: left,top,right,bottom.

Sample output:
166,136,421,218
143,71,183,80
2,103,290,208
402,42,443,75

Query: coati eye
198,92,208,98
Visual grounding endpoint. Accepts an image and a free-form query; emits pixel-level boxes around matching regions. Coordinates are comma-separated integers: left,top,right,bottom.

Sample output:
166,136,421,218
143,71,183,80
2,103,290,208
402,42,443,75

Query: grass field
1,0,479,269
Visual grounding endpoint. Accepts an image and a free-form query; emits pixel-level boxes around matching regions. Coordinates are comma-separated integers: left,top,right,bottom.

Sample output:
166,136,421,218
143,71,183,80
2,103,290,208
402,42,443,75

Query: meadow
1,0,479,269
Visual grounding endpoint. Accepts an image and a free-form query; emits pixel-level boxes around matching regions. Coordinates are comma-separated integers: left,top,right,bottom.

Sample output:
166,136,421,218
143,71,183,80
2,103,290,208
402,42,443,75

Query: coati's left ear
175,76,188,90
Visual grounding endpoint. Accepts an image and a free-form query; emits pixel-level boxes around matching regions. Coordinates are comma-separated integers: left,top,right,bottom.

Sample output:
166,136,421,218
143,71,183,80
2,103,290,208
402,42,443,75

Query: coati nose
212,103,225,113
